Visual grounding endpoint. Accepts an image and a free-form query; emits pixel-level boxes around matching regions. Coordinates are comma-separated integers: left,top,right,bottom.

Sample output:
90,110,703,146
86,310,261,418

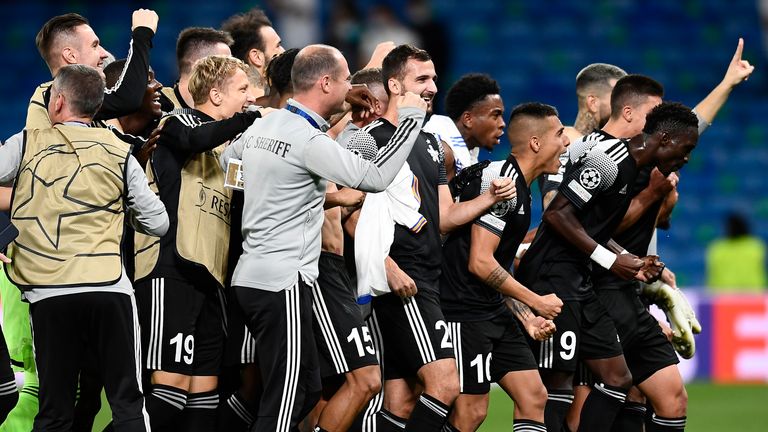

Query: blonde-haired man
133,55,261,432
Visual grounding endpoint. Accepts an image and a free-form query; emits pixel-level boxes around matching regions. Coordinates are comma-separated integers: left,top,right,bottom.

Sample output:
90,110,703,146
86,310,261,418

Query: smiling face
219,68,255,118
143,69,163,118
465,94,506,151
72,24,108,71
260,26,285,67
397,58,437,113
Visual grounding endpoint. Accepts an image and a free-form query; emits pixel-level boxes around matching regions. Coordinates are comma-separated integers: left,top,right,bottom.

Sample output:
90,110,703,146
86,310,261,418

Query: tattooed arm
505,297,557,341
468,224,563,319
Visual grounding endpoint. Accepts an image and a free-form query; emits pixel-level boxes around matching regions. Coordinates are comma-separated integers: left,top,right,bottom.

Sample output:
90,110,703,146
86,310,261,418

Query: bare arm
693,38,754,126
468,224,562,319
438,180,515,235
616,169,677,234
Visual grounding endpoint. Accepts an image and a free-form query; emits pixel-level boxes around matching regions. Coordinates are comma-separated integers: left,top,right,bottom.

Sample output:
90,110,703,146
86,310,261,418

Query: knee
465,403,488,428
517,384,548,419
668,385,688,417
350,366,382,398
422,361,460,405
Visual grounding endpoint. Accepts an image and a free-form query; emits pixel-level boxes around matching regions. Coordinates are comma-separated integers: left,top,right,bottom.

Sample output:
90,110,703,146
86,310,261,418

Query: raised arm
95,9,159,120
693,38,754,126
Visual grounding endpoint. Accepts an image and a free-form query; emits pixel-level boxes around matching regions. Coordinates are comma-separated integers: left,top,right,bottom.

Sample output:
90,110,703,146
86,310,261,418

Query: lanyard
285,105,325,131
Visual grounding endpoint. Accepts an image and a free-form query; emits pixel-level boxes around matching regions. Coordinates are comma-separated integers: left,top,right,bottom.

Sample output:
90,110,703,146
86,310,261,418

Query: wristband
620,249,629,255
590,244,617,270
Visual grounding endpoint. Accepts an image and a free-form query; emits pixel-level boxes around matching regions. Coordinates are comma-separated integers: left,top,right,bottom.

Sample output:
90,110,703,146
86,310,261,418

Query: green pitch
91,382,768,431
478,382,768,431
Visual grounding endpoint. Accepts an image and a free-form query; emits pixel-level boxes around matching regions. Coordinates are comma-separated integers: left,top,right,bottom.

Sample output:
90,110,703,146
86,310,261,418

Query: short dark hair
610,74,664,119
575,63,626,98
291,45,342,93
176,27,233,76
351,68,383,88
221,9,273,62
266,48,299,95
643,102,698,136
508,102,559,124
444,73,500,121
52,64,104,118
103,59,126,88
381,44,431,95
36,13,89,68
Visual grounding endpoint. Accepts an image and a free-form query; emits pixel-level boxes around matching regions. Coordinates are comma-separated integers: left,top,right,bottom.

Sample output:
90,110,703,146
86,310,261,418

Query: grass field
91,382,768,431
478,382,768,431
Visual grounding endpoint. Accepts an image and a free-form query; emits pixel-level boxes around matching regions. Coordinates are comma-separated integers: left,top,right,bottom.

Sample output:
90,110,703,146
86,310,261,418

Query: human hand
397,91,428,112
610,252,644,280
524,316,557,341
488,178,516,202
385,258,417,298
533,293,563,320
132,9,159,33
722,38,755,87
364,41,396,69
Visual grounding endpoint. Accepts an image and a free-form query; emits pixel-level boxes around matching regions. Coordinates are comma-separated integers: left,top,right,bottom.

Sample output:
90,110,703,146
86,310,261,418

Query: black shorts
531,296,623,373
371,286,454,380
233,280,321,431
223,286,257,367
450,311,537,395
597,284,679,384
136,276,225,376
313,252,379,378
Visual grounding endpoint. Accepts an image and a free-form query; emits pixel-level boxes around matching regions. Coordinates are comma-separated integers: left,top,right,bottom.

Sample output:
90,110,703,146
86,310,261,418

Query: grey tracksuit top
220,98,425,292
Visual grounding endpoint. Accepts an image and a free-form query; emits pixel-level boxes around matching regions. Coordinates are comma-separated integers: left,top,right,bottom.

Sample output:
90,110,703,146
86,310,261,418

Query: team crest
426,143,440,163
579,168,601,190
490,198,514,217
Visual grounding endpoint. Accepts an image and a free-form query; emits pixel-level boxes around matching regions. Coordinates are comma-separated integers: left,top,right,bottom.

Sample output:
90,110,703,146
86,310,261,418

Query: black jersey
148,109,258,283
517,130,639,301
365,118,447,287
441,156,531,322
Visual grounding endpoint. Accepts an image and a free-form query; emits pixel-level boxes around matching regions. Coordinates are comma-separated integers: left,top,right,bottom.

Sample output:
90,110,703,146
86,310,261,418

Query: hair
221,9,273,63
642,102,698,136
444,73,500,121
266,48,299,95
610,74,665,119
351,68,383,88
726,212,750,238
381,44,431,94
52,64,105,118
36,13,89,69
104,59,154,89
188,55,248,105
575,63,627,99
176,27,233,76
291,45,343,93
508,102,559,124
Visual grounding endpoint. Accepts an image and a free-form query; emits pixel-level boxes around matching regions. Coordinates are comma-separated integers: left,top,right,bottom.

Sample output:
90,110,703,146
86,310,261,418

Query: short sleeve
475,162,518,236
558,152,619,209
345,129,379,161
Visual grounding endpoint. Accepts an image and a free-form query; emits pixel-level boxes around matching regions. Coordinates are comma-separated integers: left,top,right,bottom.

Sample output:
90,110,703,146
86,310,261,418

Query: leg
448,394,489,432
316,365,381,431
30,295,83,432
611,386,646,432
72,355,104,432
637,365,687,431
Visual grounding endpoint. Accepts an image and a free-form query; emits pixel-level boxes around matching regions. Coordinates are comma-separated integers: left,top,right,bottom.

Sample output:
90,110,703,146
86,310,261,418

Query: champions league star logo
490,197,515,218
579,167,601,190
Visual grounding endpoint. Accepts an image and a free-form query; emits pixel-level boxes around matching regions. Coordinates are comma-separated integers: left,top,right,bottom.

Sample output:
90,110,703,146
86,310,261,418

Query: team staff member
133,55,259,432
440,102,569,432
220,44,427,431
1,64,168,432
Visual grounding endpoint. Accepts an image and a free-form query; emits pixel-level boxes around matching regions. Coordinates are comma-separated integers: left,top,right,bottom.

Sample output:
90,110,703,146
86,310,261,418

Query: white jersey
423,114,478,173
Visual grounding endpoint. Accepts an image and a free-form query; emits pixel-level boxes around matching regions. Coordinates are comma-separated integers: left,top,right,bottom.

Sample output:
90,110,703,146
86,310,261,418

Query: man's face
142,69,163,119
73,24,108,70
627,95,663,136
219,68,255,118
260,26,285,68
330,56,352,114
655,128,698,175
467,94,505,151
397,58,437,113
540,115,570,174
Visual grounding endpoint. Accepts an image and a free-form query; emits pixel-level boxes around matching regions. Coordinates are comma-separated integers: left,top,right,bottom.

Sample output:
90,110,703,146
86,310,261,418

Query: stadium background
0,0,766,430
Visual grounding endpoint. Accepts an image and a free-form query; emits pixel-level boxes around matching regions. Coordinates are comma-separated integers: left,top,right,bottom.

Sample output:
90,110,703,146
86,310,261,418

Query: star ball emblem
579,167,601,190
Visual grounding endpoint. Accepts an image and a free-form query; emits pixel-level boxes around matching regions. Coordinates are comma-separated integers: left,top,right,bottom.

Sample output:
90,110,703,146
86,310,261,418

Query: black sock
514,419,547,432
647,414,686,431
544,390,573,432
313,427,330,432
442,421,461,432
404,393,450,432
217,391,255,431
378,409,407,431
577,383,628,432
611,401,646,432
146,384,188,431
180,390,219,432
0,378,18,424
